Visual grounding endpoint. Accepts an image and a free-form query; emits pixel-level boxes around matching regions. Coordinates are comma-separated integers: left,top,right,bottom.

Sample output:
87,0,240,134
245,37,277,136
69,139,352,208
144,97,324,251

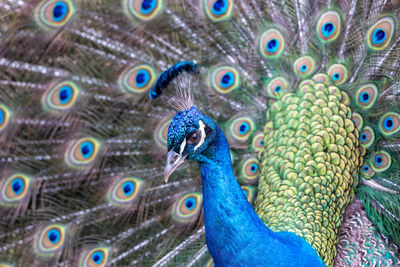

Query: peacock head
164,106,216,182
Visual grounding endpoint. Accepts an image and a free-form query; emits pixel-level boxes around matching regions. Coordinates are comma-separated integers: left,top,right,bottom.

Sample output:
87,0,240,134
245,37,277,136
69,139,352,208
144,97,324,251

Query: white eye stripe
194,120,206,152
180,138,186,155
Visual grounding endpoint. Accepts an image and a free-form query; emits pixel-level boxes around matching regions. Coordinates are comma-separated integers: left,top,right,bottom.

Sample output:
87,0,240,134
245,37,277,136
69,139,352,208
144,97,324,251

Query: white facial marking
194,120,206,152
180,138,186,155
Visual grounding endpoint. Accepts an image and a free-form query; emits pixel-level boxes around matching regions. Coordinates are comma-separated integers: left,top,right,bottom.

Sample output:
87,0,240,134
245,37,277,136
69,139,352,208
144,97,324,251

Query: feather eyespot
367,17,395,51
238,157,259,184
316,11,341,43
355,84,378,109
36,224,66,254
108,177,144,205
379,112,400,136
209,66,240,94
259,29,285,59
35,0,76,30
124,0,164,21
42,80,80,112
371,151,391,172
1,173,31,204
154,118,171,148
229,116,255,142
251,132,264,152
241,185,257,204
171,193,203,223
351,112,363,130
118,65,156,94
327,64,348,85
360,163,375,179
293,56,316,78
80,247,109,267
0,104,11,132
203,0,233,21
359,126,375,149
65,137,100,168
266,77,287,98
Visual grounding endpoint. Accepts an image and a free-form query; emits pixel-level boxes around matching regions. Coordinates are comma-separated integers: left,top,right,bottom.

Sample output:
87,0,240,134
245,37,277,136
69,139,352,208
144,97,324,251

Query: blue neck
199,127,325,266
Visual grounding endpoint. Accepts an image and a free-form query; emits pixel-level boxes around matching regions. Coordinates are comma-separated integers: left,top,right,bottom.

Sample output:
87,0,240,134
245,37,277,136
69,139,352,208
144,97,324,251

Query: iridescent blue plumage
164,104,325,266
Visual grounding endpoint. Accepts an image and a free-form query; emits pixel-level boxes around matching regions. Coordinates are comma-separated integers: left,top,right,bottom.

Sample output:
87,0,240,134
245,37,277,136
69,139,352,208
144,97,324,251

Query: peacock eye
188,131,201,144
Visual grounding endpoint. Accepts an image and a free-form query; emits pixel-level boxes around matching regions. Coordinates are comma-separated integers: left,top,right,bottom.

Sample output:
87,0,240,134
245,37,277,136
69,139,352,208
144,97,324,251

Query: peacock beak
164,150,187,183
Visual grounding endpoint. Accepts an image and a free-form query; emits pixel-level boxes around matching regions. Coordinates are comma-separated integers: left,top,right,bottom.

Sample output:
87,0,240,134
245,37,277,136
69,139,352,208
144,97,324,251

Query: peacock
0,0,399,266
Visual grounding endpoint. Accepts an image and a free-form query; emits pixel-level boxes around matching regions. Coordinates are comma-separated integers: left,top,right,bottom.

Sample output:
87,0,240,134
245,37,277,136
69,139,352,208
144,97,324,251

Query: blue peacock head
164,106,217,182
149,61,217,182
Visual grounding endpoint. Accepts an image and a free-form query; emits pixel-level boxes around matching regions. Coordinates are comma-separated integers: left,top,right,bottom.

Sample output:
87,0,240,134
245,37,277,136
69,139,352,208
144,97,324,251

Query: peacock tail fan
0,0,399,266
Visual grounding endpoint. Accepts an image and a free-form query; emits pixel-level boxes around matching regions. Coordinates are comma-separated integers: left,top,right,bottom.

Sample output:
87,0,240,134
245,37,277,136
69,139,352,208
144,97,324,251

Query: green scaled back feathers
256,77,362,266
0,0,399,266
